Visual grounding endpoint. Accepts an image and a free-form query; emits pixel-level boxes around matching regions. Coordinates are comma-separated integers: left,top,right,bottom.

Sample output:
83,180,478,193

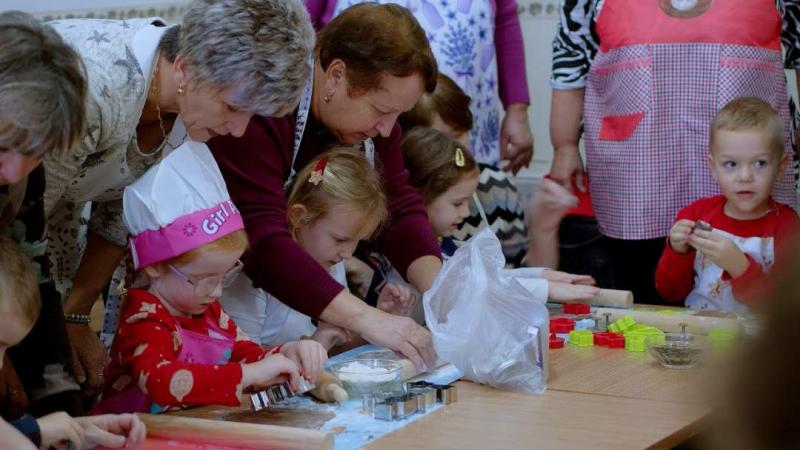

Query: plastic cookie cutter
549,333,565,349
608,315,636,334
563,303,591,315
550,317,575,334
624,326,665,352
593,332,625,349
250,377,315,411
568,329,594,347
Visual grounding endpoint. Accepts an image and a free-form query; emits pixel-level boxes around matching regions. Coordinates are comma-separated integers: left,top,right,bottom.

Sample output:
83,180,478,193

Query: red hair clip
308,156,328,185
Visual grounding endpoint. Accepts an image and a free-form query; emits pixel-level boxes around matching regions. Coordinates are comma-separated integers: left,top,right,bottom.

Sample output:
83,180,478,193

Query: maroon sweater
208,112,441,318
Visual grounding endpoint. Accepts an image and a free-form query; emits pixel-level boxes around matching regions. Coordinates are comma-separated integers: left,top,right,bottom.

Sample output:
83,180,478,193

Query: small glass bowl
330,359,403,396
647,333,705,369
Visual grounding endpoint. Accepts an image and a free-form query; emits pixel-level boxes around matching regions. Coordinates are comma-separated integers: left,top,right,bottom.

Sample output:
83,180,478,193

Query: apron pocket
587,47,653,142
717,47,784,111
599,112,645,141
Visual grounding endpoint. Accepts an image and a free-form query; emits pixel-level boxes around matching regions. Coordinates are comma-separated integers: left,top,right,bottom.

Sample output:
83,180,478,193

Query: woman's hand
357,310,436,372
500,103,534,174
66,323,107,395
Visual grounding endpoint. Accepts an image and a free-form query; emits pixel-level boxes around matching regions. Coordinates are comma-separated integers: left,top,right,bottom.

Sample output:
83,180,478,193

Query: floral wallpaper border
518,0,560,19
29,2,190,23
26,0,557,24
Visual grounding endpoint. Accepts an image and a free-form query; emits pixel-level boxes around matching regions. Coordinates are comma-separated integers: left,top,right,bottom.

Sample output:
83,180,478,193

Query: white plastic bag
423,228,550,394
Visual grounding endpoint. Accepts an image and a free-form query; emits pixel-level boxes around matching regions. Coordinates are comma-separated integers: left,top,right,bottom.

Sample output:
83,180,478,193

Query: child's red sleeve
655,205,697,303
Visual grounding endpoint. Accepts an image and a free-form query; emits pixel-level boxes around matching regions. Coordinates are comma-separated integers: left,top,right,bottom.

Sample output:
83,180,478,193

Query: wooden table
366,344,710,450
367,382,708,450
548,345,706,403
151,343,711,449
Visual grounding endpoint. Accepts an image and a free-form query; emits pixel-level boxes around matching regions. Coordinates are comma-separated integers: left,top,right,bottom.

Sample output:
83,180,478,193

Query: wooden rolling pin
397,358,448,381
309,371,348,403
137,413,333,450
548,288,634,308
594,307,741,334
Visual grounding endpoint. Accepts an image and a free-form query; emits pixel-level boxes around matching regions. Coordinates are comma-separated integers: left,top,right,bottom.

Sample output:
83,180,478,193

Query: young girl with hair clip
222,147,416,351
401,127,599,301
399,75,597,286
95,142,326,414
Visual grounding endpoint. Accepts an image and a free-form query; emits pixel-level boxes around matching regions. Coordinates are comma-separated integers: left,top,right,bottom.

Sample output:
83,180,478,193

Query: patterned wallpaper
28,0,557,23
517,0,560,19
30,2,190,23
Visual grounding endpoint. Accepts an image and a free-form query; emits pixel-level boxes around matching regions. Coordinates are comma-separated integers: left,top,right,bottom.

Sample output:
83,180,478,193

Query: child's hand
548,281,600,302
280,340,328,383
689,229,749,278
242,354,301,392
540,269,596,286
376,283,417,316
527,178,578,232
668,219,695,254
344,257,375,300
37,412,85,450
311,321,351,351
77,413,147,449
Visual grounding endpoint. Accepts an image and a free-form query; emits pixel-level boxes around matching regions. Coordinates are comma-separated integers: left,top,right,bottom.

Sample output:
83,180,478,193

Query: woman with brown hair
209,3,439,370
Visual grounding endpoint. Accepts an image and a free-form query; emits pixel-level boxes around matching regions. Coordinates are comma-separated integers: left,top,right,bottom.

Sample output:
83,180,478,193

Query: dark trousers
557,216,615,289
607,236,668,306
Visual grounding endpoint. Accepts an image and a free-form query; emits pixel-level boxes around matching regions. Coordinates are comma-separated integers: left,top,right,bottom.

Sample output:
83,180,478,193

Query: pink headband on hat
129,200,243,270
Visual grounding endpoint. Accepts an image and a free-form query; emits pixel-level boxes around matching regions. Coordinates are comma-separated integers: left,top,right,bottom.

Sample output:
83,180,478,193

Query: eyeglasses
167,260,244,297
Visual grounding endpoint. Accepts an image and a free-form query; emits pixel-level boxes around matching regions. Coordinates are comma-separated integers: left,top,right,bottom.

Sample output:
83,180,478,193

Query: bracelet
64,313,91,325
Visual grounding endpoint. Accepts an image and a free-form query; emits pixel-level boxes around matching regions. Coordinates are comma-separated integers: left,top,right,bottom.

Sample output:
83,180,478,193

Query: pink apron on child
584,0,796,240
94,318,234,414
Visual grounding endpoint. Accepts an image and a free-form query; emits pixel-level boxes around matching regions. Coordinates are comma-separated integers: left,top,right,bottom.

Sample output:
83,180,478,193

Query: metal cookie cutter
374,394,420,421
362,391,395,416
692,220,712,233
405,381,458,405
250,378,315,411
407,386,436,412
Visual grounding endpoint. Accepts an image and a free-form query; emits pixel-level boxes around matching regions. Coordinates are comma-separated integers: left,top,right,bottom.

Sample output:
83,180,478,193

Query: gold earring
323,92,333,103
178,85,185,95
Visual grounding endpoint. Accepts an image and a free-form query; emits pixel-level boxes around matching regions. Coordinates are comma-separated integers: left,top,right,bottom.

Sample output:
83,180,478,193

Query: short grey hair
175,0,315,117
0,11,87,160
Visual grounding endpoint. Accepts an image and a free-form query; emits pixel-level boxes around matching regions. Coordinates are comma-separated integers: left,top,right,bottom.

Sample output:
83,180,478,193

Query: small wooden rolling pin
594,307,741,334
309,371,348,403
137,413,333,450
548,288,635,308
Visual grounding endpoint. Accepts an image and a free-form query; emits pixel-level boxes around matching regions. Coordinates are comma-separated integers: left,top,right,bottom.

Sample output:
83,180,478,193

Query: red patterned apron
93,318,234,414
584,0,796,239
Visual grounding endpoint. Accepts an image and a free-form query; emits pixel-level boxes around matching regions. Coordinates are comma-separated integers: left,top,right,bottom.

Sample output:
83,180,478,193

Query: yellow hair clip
454,147,465,167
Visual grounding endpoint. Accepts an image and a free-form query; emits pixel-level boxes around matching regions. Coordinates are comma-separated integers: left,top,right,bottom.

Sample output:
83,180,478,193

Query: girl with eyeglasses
94,142,326,414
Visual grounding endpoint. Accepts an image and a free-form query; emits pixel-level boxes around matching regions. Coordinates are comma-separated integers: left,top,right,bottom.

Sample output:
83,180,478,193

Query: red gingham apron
584,0,797,240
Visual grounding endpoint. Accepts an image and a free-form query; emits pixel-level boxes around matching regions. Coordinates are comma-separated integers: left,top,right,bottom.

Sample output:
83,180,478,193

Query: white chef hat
123,141,244,269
